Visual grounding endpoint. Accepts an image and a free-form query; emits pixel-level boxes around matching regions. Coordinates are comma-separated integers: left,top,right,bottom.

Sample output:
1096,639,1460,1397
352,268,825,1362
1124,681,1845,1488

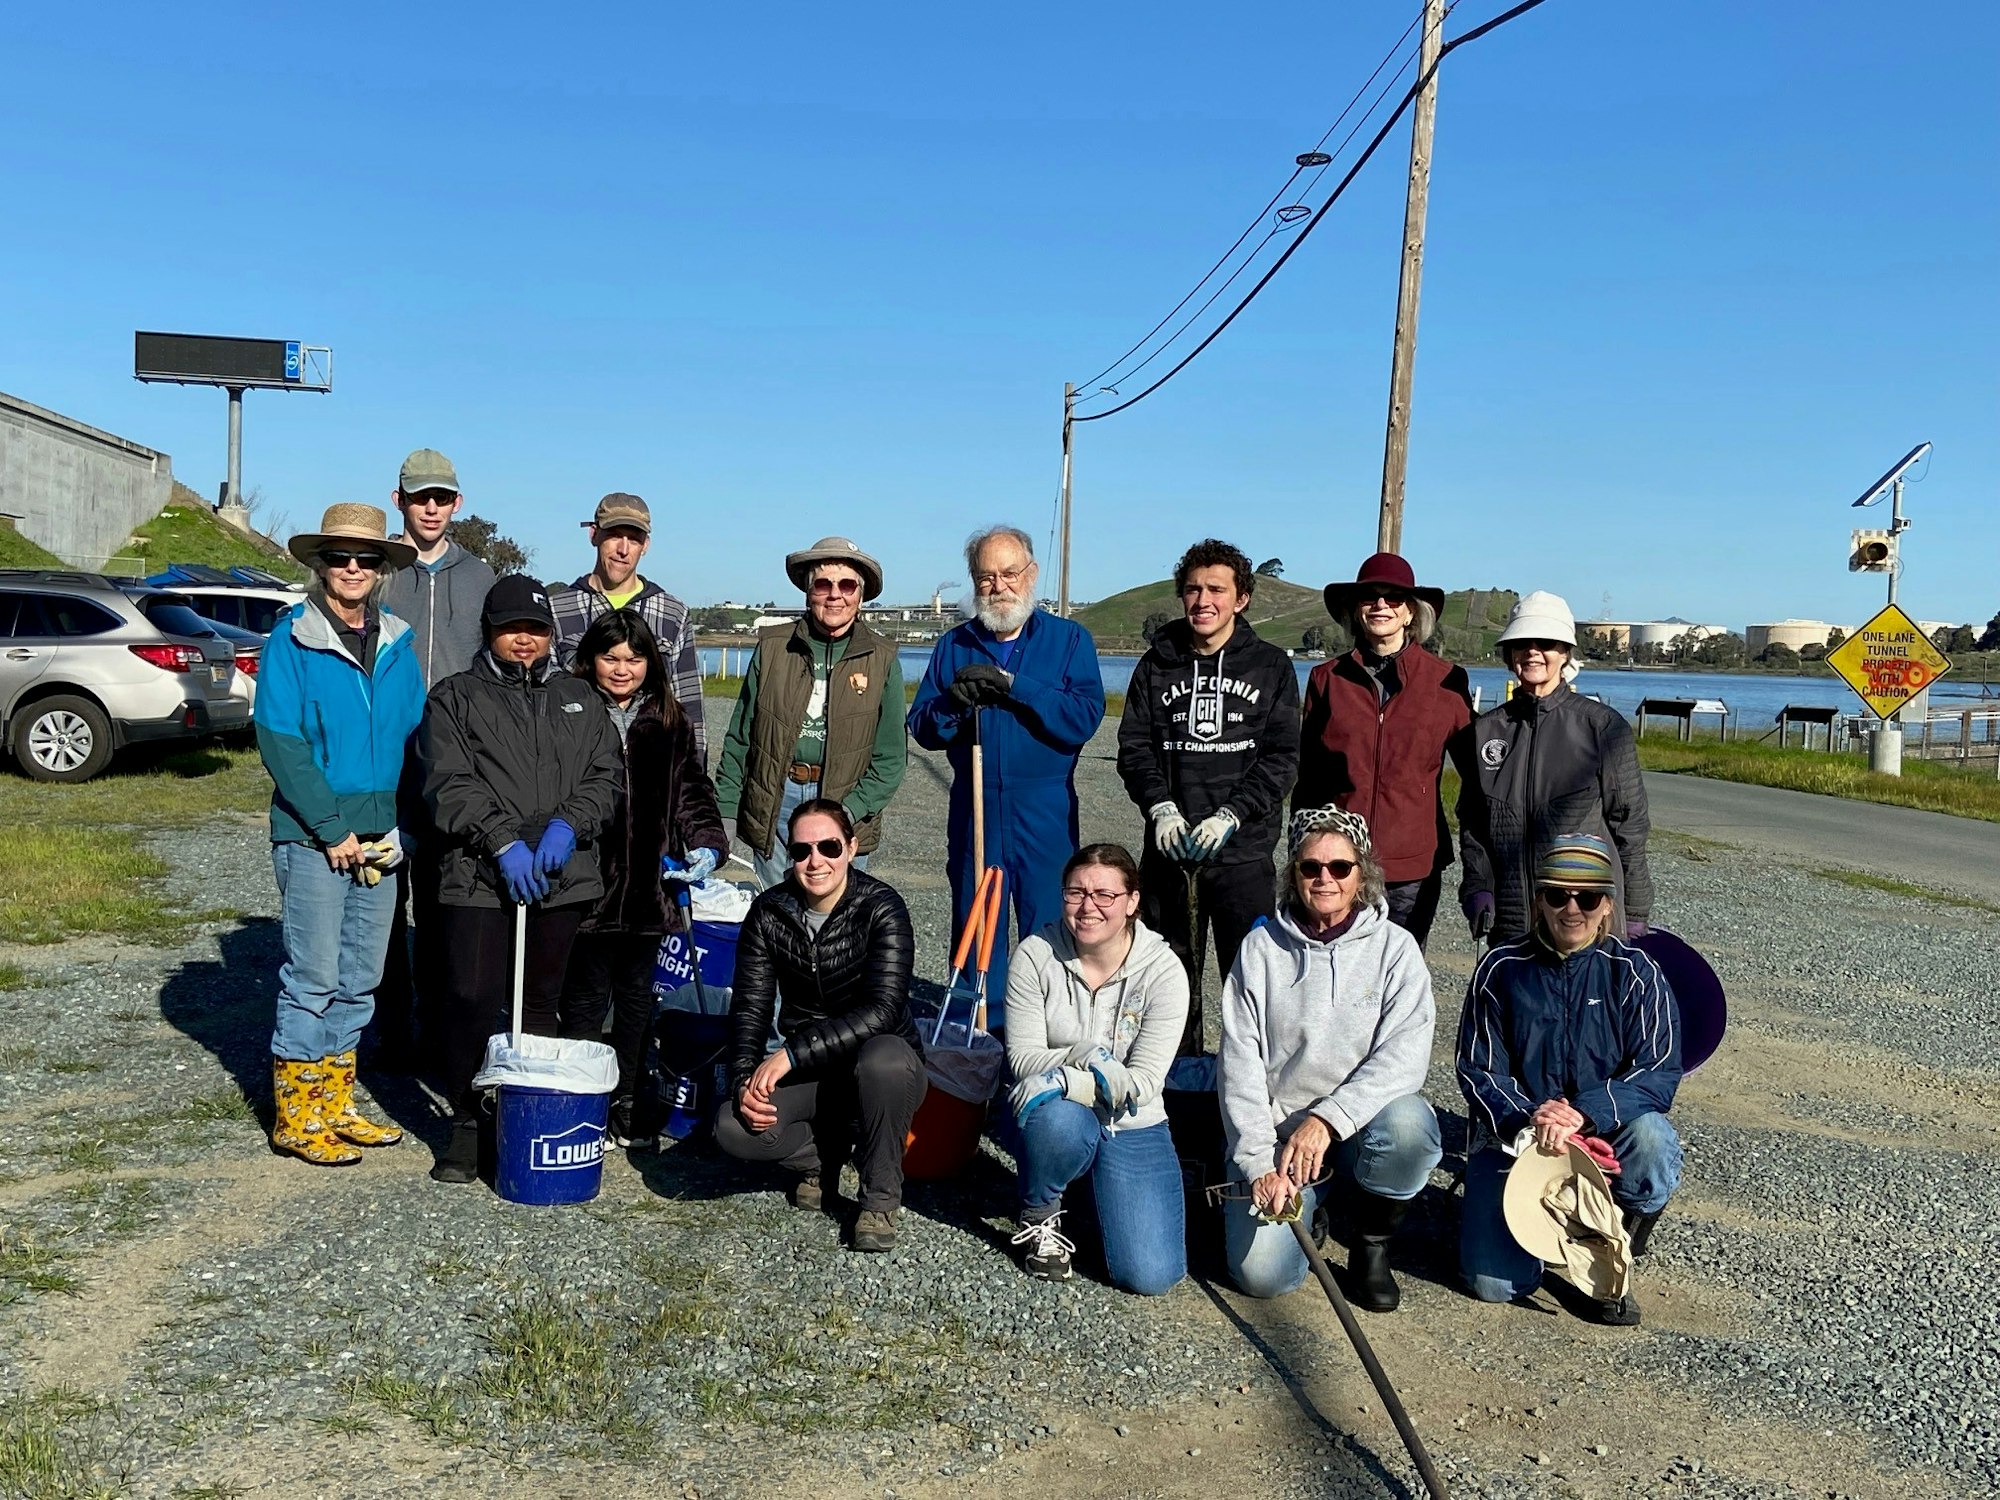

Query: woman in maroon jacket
559,609,728,1146
1295,554,1476,947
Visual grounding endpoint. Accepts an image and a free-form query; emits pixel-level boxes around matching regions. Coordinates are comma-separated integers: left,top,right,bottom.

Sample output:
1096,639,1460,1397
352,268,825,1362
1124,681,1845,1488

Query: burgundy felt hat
1321,552,1446,618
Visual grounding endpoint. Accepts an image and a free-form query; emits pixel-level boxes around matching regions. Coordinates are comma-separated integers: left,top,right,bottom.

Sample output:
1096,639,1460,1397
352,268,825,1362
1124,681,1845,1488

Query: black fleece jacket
1116,616,1301,864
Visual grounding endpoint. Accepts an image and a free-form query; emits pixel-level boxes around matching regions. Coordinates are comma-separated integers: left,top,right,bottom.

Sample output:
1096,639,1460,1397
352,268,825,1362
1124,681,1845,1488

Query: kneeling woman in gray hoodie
1218,806,1442,1310
1004,843,1189,1294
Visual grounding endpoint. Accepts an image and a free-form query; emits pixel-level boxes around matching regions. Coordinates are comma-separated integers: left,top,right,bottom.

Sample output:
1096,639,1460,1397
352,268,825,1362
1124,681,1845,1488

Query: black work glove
948,663,1014,709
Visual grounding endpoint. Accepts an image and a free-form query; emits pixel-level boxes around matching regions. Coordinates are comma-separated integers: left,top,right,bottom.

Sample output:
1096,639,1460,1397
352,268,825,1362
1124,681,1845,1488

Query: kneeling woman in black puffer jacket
716,798,927,1253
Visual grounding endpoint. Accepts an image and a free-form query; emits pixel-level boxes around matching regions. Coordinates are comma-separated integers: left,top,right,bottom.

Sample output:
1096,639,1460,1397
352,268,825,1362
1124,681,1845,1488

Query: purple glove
1466,891,1496,940
1625,917,1650,940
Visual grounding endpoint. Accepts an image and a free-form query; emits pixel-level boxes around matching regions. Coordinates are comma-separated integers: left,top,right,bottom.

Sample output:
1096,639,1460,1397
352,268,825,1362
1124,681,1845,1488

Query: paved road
1644,770,2000,902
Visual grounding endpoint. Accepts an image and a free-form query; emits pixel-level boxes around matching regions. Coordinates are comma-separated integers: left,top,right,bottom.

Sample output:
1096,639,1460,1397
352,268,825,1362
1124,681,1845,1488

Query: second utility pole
1376,0,1447,555
1057,382,1076,617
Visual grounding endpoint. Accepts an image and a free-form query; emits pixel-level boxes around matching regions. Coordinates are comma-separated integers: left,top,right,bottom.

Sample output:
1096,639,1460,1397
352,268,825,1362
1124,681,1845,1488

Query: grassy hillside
120,489,308,582
0,526,65,568
1075,575,1518,659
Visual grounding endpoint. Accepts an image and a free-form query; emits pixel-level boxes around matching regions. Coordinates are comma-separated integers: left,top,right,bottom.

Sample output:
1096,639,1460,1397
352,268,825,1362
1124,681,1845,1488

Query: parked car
0,570,249,782
169,583,305,636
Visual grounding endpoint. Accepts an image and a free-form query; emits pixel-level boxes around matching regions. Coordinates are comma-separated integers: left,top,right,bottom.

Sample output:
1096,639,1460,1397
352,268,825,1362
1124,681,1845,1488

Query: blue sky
3,1,1994,630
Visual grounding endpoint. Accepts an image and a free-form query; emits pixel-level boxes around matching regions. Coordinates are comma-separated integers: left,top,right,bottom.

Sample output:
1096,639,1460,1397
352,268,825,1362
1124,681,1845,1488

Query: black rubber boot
429,1117,479,1185
1623,1207,1664,1258
1345,1190,1410,1313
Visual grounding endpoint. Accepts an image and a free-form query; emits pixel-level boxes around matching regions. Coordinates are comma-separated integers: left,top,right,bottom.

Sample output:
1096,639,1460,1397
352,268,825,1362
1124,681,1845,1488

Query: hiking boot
1344,1190,1410,1314
789,1172,824,1212
270,1059,362,1167
1010,1208,1075,1281
1589,1292,1642,1327
429,1117,480,1185
608,1097,656,1152
323,1052,403,1147
1623,1207,1663,1258
852,1209,899,1253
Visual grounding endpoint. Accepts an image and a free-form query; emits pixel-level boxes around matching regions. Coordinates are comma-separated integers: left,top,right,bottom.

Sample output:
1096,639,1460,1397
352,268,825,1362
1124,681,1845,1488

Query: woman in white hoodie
1218,806,1441,1311
1004,843,1189,1293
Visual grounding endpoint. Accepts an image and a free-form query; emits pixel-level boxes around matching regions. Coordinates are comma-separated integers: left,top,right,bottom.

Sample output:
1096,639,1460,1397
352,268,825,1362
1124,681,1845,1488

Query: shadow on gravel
159,917,437,1142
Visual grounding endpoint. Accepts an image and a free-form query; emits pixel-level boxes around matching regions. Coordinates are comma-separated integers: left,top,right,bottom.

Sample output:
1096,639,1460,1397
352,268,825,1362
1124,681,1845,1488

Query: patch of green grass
692,1375,752,1423
54,1139,116,1175
179,1090,255,1124
171,1484,247,1500
0,1235,83,1299
185,1289,228,1309
1637,735,2000,823
306,1410,377,1437
105,1007,151,1024
122,495,307,583
0,962,27,992
44,1059,105,1077
0,526,66,568
476,1297,622,1423
350,1371,473,1443
0,1386,116,1499
424,1247,476,1283
1812,867,2000,914
60,1178,163,1236
0,1044,37,1068
0,825,239,947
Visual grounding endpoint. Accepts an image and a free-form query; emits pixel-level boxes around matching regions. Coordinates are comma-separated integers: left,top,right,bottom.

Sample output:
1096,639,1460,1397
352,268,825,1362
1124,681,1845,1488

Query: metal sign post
1847,442,1931,775
1825,602,1953,778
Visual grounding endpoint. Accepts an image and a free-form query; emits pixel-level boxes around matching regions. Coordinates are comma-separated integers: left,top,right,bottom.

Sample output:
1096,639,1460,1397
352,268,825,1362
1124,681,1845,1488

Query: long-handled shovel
932,866,996,1045
970,706,985,876
510,900,528,1048
971,866,1005,1034
1287,1217,1450,1499
1181,864,1208,1056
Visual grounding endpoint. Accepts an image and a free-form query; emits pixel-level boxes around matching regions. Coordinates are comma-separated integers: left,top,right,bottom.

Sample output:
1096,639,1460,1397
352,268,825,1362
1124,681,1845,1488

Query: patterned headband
1287,804,1374,863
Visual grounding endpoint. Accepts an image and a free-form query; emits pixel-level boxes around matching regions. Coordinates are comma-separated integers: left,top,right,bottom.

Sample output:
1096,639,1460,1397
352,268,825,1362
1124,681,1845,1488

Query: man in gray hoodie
372,449,496,1072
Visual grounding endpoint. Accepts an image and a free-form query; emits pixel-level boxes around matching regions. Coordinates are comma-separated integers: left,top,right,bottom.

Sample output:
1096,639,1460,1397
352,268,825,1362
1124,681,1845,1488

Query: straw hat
288,504,417,570
1504,1140,1632,1298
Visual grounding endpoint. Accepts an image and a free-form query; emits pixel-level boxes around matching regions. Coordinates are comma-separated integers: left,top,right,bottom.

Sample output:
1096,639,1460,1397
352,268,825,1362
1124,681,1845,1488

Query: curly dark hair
1173,538,1254,599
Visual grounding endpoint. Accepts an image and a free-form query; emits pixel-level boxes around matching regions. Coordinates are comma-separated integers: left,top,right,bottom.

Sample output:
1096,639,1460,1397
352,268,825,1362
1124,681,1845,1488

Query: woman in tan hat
254,505,425,1165
713,537,908,888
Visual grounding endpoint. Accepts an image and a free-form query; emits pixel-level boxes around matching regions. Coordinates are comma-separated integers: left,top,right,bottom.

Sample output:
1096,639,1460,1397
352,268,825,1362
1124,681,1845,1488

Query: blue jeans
751,777,870,889
270,841,399,1063
1019,1100,1186,1296
1460,1110,1683,1303
1224,1093,1442,1300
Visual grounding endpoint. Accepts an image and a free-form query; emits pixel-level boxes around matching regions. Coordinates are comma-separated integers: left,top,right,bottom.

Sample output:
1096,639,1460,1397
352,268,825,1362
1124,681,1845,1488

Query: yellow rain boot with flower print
323,1051,403,1147
271,1058,362,1166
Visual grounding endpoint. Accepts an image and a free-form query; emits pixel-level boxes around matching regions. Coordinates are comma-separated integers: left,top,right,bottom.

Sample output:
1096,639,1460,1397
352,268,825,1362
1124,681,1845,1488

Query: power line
1071,8,1431,401
1073,0,1549,425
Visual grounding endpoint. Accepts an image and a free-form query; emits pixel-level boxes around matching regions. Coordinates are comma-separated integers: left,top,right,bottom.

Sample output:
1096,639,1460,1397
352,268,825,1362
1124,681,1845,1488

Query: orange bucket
904,1085,987,1180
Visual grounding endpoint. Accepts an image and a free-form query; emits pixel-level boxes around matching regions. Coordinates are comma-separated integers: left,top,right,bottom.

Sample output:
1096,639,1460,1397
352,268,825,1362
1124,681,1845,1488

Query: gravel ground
1,699,1994,1498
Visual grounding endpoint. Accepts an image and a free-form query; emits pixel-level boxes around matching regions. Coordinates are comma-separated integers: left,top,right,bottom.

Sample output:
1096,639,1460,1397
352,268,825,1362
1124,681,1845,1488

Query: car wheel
12,695,115,783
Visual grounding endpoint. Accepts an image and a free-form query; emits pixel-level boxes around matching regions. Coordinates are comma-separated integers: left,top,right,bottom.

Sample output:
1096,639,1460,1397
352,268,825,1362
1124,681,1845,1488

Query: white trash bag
472,1032,619,1094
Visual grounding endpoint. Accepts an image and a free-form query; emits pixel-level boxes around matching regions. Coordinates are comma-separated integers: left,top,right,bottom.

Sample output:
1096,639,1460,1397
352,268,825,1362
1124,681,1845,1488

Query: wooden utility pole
1057,382,1076,616
1376,0,1447,555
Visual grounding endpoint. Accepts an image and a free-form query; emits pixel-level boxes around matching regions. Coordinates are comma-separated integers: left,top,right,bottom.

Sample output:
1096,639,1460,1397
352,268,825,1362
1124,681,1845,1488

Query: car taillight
235,652,259,678
129,643,203,673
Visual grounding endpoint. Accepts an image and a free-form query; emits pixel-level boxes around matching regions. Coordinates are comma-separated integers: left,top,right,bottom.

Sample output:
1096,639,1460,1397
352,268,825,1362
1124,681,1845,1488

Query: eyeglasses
1540,887,1609,912
321,551,384,571
1297,858,1357,881
1358,590,1411,607
971,564,1031,590
810,577,861,598
787,837,847,862
1061,886,1129,909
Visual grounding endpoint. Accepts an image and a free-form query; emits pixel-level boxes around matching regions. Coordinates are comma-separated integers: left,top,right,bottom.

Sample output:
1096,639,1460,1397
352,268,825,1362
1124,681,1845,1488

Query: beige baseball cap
590,492,651,536
398,448,460,495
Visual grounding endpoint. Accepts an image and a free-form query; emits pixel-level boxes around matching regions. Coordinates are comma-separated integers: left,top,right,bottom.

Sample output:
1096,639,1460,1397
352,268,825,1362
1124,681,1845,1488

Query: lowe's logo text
530,1121,605,1172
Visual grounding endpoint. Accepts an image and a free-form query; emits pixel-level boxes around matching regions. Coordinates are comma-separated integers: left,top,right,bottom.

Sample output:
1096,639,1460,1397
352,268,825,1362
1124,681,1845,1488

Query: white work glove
1148,801,1190,861
353,830,406,885
1080,1044,1139,1119
1185,808,1239,862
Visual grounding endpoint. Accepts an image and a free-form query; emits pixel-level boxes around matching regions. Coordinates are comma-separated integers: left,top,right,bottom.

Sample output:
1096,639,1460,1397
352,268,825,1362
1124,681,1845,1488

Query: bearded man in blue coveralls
908,525,1106,1029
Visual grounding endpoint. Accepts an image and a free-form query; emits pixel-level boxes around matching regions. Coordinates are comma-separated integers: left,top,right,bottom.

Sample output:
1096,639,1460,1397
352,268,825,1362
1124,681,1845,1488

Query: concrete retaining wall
0,390,174,568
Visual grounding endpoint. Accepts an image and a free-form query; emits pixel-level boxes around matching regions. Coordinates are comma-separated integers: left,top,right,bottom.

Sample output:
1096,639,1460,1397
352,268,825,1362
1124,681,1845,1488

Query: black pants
712,1034,928,1214
1139,848,1274,1055
373,853,447,1067
558,930,659,1106
1383,871,1444,949
436,902,586,1112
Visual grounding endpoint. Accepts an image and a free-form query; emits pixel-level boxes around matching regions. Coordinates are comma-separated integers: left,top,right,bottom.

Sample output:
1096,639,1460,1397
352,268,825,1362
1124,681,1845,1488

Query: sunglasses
1358,590,1411,607
787,837,848,862
810,577,861,598
1540,887,1609,912
321,550,384,571
1297,857,1357,881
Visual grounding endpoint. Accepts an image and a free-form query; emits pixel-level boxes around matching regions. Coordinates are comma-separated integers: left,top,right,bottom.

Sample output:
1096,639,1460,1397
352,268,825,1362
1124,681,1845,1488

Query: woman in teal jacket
254,506,426,1166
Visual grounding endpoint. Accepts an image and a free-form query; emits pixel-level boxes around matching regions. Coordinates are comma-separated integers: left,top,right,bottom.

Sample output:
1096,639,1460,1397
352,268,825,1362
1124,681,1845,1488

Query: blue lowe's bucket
653,919,741,995
474,1032,621,1207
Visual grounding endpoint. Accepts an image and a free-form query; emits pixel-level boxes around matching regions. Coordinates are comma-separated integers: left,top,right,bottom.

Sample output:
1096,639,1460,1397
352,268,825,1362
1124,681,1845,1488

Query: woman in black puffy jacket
715,798,927,1253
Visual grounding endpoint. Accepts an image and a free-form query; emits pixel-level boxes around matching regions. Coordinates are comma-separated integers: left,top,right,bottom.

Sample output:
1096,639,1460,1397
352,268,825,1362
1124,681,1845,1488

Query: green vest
738,618,893,855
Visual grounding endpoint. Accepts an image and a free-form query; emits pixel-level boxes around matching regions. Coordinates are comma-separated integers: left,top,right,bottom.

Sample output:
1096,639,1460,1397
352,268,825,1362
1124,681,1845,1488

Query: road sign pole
1870,719,1902,776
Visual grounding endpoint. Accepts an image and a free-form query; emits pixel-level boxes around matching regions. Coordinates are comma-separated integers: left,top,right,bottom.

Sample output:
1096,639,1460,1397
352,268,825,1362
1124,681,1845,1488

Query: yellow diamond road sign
1825,603,1952,720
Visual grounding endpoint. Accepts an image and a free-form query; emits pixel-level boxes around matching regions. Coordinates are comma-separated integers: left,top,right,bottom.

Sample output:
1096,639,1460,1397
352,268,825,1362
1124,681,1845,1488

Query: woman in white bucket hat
1455,592,1654,944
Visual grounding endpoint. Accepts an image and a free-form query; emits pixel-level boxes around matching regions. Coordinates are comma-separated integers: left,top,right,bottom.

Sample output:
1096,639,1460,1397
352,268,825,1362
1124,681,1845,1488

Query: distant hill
119,488,308,582
0,523,65,568
1074,576,1519,661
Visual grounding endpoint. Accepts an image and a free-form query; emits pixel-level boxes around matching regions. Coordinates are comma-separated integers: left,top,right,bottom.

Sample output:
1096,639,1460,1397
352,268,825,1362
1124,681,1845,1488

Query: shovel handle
951,866,996,972
975,867,1005,973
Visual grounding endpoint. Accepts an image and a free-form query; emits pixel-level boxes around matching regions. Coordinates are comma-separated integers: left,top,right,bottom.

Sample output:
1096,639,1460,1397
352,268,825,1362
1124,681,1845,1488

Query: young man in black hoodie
1117,540,1300,1055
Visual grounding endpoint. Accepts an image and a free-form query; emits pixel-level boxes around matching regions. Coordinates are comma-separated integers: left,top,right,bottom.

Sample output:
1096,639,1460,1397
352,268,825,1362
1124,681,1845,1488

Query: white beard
973,593,1035,636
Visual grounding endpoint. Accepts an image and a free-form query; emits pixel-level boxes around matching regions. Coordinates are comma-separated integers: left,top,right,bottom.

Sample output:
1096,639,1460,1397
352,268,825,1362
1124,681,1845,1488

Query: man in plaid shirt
548,492,707,761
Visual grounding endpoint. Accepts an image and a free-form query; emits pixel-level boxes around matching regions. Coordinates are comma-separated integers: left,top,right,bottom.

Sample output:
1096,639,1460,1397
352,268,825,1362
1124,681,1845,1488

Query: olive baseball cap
398,448,460,495
590,492,651,536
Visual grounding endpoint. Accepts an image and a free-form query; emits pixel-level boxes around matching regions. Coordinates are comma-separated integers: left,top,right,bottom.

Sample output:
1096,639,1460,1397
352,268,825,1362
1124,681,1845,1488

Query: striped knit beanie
1287,804,1373,863
1537,834,1616,891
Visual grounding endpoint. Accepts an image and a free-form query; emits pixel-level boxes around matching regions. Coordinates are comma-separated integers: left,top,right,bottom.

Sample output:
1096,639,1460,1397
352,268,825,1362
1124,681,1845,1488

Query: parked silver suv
0,570,250,782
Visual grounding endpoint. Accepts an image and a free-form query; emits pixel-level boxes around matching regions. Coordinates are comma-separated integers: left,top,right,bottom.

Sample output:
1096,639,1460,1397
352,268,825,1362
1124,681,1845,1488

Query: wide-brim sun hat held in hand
288,504,417,571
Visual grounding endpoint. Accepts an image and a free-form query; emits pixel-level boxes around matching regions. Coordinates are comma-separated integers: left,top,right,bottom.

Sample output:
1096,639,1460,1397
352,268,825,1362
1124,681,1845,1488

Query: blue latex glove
533,819,576,878
1007,1068,1068,1126
661,847,718,885
1185,808,1239,862
495,841,547,905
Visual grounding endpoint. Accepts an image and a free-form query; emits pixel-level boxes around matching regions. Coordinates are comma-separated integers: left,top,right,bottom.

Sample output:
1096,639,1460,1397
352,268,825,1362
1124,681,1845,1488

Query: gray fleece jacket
1004,920,1189,1134
1218,902,1436,1183
381,541,496,690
